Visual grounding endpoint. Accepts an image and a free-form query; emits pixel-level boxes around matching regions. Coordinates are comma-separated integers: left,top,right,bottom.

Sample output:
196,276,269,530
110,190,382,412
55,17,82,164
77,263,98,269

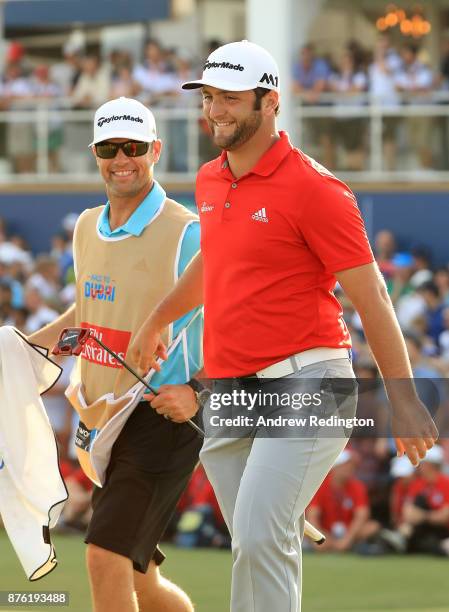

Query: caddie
28,96,203,612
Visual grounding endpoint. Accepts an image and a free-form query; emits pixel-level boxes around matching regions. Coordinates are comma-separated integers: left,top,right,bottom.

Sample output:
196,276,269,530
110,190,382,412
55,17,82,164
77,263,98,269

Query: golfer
130,41,438,612
28,96,203,612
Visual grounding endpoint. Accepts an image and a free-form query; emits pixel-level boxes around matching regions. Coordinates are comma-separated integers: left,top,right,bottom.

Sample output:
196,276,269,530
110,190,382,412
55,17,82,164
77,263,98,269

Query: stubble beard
210,111,263,151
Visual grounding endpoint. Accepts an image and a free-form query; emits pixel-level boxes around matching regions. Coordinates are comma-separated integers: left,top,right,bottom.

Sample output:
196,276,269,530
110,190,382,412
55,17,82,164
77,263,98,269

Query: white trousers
200,357,357,612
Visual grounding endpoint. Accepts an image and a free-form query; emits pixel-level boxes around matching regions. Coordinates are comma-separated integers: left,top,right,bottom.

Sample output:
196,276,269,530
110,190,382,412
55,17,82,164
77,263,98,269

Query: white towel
0,326,68,580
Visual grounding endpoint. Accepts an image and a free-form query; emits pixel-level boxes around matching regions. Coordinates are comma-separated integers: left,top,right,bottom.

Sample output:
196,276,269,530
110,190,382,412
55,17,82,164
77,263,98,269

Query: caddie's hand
128,319,168,375
144,384,199,423
392,397,438,467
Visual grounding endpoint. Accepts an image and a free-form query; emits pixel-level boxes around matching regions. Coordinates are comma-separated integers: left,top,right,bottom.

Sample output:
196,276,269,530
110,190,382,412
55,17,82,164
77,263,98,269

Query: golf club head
52,327,91,356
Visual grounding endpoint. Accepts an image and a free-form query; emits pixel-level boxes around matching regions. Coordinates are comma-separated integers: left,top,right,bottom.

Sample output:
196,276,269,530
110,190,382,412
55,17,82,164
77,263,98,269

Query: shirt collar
216,131,293,179
98,180,166,237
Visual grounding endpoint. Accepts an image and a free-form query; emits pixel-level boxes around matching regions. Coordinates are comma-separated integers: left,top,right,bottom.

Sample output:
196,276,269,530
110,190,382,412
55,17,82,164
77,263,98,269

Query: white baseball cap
422,445,445,465
182,40,280,93
390,456,414,478
333,449,354,467
89,97,157,147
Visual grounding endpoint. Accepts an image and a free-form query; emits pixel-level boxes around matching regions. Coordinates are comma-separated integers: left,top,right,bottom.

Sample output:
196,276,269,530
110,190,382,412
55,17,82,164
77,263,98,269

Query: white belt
255,348,350,379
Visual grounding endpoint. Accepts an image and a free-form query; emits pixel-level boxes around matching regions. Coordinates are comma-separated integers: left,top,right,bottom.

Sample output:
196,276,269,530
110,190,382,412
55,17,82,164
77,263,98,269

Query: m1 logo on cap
260,73,279,87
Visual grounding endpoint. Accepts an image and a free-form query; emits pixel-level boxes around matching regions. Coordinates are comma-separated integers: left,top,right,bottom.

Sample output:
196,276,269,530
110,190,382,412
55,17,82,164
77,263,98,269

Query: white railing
293,91,449,183
0,103,203,184
0,95,448,184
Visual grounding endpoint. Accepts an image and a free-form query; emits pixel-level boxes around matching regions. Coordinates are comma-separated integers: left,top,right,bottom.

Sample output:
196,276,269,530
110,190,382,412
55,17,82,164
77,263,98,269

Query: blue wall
5,0,169,26
357,192,449,267
0,190,195,254
0,189,448,265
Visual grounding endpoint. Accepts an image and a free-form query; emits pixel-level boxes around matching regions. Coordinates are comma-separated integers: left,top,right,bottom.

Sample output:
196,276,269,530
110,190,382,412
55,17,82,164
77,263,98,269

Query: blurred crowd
1,212,449,555
293,36,449,170
0,38,213,174
2,34,449,172
305,445,449,557
0,37,202,111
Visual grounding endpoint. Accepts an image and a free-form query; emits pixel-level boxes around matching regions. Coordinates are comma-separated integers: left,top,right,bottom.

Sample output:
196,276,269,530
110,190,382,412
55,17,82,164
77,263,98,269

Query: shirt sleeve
299,178,374,274
177,221,201,277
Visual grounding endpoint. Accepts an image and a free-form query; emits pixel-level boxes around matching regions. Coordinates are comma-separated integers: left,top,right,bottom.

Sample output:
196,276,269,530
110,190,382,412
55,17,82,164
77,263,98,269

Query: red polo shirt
196,131,374,377
308,475,369,532
406,474,449,527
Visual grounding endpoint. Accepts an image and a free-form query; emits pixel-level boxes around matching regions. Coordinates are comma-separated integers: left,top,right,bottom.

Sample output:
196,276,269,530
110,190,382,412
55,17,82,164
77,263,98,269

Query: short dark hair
253,87,280,116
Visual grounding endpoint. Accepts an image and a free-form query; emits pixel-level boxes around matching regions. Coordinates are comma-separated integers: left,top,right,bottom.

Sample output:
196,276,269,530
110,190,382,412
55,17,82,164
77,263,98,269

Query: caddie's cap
89,97,157,147
182,40,280,93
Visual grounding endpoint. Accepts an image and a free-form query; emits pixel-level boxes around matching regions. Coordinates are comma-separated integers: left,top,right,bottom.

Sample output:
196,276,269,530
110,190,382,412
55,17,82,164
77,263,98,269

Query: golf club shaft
304,520,326,544
91,335,205,437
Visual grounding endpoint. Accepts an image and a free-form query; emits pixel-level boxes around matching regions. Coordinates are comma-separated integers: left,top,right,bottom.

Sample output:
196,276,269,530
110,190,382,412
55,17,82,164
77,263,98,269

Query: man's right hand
128,317,168,375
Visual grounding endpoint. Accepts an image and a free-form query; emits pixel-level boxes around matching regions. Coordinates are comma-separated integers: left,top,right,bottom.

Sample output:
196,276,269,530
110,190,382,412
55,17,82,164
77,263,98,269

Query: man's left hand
144,384,198,423
392,396,438,467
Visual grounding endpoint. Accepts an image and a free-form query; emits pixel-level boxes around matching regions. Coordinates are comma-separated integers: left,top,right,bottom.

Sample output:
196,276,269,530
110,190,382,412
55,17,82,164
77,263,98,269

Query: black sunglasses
95,140,150,159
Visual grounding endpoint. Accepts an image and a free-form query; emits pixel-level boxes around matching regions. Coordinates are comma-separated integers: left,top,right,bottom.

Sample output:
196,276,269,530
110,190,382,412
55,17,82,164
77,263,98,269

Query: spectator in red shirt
307,450,380,552
401,444,449,555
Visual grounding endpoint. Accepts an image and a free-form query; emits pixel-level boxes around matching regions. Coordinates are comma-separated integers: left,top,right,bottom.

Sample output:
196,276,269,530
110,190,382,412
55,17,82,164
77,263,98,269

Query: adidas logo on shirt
251,207,269,223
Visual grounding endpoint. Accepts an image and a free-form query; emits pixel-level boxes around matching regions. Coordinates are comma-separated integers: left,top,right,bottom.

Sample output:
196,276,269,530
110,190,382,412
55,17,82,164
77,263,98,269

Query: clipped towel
0,326,68,580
